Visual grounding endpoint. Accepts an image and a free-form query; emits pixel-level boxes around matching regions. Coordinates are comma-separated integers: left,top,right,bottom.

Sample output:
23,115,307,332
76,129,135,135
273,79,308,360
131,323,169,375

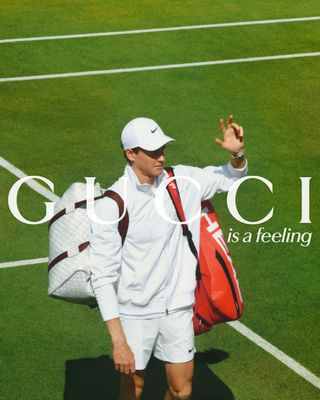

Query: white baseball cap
121,117,175,151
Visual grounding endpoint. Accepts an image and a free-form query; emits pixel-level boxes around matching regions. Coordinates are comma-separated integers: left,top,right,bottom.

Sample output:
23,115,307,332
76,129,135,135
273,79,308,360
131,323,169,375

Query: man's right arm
90,197,135,374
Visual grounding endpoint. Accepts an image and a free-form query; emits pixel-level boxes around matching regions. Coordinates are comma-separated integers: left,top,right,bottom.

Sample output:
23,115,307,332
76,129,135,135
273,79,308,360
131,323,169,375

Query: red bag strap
164,167,188,235
165,167,201,282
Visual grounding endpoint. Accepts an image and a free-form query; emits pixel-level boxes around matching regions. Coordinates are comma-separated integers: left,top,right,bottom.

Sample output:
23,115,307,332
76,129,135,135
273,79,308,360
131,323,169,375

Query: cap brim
139,135,175,151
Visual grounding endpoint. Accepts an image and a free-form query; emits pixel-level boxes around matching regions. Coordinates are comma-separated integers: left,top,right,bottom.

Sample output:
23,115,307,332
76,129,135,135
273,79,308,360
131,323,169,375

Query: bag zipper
215,250,240,318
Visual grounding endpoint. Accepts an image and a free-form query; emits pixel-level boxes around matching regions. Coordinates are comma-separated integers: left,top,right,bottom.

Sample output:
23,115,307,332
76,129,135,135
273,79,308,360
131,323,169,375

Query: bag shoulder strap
164,167,201,281
48,188,129,244
164,167,188,235
48,190,128,272
102,190,129,245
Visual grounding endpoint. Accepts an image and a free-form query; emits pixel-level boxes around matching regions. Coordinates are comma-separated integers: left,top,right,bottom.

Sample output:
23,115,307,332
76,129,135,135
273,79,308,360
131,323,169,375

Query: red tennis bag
193,200,243,335
165,167,243,336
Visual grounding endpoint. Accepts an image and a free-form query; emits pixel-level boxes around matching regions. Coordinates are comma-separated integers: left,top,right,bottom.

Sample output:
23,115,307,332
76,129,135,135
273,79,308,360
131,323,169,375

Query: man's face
127,146,166,178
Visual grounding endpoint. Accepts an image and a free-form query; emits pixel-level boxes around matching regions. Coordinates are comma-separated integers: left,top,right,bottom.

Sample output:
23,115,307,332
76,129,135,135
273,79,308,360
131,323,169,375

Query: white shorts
120,307,195,370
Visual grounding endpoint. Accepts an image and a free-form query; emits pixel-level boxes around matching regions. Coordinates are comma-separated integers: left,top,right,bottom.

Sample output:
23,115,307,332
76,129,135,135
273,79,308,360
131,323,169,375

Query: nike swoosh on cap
151,127,158,133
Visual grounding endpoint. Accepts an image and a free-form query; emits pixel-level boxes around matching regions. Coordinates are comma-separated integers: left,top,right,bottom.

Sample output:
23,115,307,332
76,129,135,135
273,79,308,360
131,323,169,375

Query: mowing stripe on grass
229,321,320,389
0,156,59,202
0,257,48,269
0,52,319,83
0,16,319,44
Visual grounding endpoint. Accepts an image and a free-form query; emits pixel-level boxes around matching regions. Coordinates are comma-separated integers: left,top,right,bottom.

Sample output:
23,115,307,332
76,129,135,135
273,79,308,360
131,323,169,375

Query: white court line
0,156,59,201
1,255,319,390
0,52,319,83
0,257,48,269
229,321,320,389
0,16,319,44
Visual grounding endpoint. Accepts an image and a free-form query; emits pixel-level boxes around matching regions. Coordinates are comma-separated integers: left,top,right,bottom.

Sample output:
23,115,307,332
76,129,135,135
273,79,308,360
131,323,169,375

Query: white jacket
90,161,247,321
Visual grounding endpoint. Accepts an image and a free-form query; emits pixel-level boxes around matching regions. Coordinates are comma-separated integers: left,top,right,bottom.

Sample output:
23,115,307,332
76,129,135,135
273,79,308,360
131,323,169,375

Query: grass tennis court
1,2,320,399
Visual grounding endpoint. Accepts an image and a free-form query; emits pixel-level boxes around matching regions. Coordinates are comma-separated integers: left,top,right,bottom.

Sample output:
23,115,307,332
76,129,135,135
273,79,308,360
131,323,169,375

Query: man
90,115,247,400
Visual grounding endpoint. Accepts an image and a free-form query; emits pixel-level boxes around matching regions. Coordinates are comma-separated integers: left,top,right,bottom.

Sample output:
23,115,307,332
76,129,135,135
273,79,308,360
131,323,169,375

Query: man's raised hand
215,115,244,154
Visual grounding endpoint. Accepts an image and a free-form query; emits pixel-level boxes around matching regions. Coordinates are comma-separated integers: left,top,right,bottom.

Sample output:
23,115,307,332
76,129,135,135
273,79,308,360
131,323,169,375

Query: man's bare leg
163,360,194,400
119,370,146,400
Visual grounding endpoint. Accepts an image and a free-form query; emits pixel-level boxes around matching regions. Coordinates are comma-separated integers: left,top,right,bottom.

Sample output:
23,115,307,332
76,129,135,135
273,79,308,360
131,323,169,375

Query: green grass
1,1,320,38
1,22,319,78
1,2,320,399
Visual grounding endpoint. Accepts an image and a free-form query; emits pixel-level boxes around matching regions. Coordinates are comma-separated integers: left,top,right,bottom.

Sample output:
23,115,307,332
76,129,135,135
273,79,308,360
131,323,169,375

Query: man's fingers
214,137,224,147
130,364,136,374
130,359,136,374
120,360,135,375
231,126,239,139
124,365,131,375
115,354,135,374
239,126,244,141
227,115,233,127
231,123,240,139
219,118,226,134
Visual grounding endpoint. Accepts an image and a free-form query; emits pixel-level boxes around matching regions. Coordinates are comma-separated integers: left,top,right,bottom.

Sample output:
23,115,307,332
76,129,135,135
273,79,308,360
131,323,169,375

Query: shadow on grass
64,349,234,400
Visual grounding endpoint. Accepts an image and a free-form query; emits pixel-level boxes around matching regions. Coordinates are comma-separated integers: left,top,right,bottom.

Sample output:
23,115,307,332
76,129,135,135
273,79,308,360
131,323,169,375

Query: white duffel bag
48,182,128,307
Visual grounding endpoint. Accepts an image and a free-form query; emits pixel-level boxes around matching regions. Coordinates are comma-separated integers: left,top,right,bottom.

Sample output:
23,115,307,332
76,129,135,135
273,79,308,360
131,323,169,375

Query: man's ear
125,149,135,163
